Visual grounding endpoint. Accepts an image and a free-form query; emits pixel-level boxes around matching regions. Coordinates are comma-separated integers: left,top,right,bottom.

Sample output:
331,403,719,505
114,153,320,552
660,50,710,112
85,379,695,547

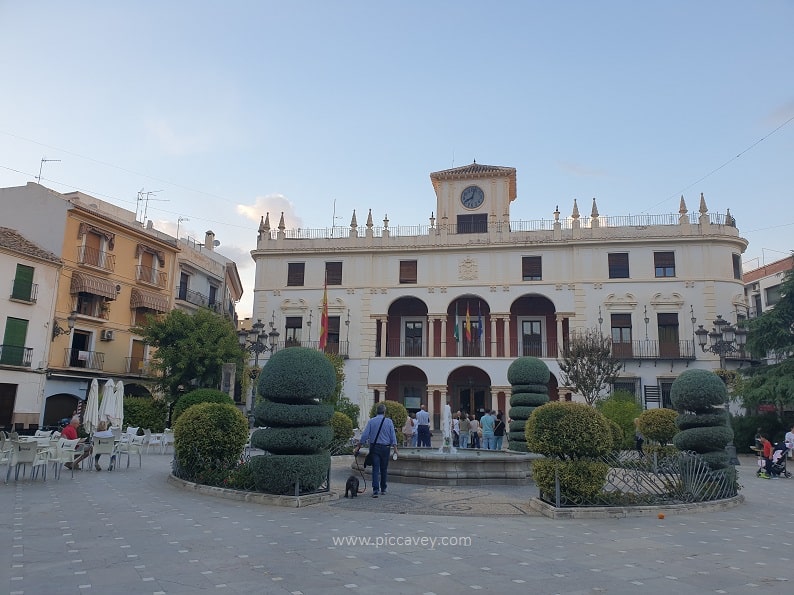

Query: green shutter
1,317,29,366
12,264,34,301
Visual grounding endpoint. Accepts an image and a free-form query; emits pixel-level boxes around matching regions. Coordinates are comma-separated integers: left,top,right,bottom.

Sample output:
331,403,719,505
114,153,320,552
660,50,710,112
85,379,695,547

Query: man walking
355,404,398,498
415,404,431,447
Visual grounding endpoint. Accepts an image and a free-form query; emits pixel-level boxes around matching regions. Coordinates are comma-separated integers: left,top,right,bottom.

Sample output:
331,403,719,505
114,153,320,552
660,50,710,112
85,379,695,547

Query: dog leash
353,452,367,493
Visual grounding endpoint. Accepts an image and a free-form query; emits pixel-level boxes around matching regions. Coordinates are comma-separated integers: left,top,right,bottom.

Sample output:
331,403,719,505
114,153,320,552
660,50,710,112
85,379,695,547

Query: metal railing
609,340,696,360
10,280,38,302
271,340,349,358
0,345,33,367
64,348,104,370
176,285,211,308
136,265,167,288
78,246,115,271
125,357,154,376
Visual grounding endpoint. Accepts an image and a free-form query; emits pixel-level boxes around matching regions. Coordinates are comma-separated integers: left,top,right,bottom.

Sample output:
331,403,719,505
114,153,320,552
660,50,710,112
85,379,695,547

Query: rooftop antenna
36,157,61,184
136,188,167,224
332,199,343,235
176,217,189,241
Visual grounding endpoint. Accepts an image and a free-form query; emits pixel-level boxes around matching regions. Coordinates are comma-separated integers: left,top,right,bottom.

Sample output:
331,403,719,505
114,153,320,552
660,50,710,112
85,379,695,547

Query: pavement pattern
1,452,791,594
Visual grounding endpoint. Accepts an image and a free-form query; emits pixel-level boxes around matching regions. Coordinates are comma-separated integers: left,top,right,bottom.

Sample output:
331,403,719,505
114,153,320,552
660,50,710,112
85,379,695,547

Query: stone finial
258,215,266,234
553,205,560,222
350,210,358,227
366,209,373,229
725,208,735,227
263,213,271,232
571,199,580,220
699,192,708,215
278,212,285,231
383,214,389,229
679,196,688,215
430,211,436,228
591,198,599,218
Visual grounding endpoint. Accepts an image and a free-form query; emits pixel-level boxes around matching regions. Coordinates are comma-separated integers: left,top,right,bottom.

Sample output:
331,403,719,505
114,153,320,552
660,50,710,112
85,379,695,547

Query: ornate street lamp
52,311,78,341
238,313,280,413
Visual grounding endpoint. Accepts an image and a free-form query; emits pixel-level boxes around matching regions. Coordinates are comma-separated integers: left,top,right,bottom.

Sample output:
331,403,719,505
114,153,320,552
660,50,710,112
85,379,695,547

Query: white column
490,315,498,357
502,316,510,358
379,319,387,358
427,386,436,430
440,319,447,357
427,316,435,357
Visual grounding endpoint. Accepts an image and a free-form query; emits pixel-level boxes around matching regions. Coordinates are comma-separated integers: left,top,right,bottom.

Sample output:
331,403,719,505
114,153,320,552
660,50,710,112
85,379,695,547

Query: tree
134,308,244,402
746,268,794,361
321,352,360,427
557,329,623,406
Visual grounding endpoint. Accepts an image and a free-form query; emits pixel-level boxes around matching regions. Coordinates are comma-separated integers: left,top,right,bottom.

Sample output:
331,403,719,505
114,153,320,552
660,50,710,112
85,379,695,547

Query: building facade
743,254,794,365
250,163,748,427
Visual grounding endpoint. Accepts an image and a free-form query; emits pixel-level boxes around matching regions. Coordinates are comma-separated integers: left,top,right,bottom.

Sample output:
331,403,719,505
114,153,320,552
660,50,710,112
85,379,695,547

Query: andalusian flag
477,302,483,341
465,304,472,342
319,279,328,350
453,302,460,342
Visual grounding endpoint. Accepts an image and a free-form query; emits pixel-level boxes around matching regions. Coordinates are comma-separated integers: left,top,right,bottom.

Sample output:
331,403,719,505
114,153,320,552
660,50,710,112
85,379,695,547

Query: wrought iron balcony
0,344,33,367
125,356,155,376
136,265,167,288
77,246,115,271
10,280,38,303
64,348,104,370
176,285,211,308
609,340,696,360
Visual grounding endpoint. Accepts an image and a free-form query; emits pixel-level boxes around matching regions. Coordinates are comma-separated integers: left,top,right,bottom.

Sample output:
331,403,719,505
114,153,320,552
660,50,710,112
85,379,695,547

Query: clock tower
429,162,517,232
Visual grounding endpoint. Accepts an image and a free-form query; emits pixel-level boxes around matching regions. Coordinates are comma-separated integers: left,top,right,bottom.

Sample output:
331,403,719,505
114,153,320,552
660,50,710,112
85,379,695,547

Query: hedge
253,400,334,427
533,459,610,501
251,452,331,494
172,389,234,424
251,426,334,454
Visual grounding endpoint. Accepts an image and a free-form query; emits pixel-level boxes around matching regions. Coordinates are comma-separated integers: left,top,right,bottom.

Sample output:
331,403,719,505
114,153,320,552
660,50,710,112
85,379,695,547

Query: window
522,256,542,281
208,285,218,307
400,260,417,284
285,316,302,347
324,316,341,354
403,319,423,357
520,318,543,357
654,252,676,277
325,262,342,285
0,383,17,429
732,254,742,280
287,262,305,286
1,317,29,366
457,214,487,234
766,284,782,307
612,378,640,398
610,314,632,358
11,264,35,302
657,313,680,357
178,272,190,301
608,253,629,279
76,292,109,319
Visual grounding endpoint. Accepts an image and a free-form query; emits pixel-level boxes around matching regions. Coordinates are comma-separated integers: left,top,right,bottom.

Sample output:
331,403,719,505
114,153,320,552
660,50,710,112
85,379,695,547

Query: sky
1,1,792,318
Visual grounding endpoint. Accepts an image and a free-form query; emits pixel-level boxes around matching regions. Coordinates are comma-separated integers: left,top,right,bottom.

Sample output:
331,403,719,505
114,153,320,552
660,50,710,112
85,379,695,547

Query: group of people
399,406,507,450
60,415,117,471
755,424,794,479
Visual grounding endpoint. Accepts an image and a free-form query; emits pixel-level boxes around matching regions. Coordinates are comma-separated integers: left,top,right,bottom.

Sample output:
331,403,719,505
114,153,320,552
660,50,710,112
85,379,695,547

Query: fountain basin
352,447,535,486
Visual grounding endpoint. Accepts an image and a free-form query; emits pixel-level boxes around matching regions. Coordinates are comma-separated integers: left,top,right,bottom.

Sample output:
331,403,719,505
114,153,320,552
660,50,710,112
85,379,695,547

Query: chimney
205,230,215,251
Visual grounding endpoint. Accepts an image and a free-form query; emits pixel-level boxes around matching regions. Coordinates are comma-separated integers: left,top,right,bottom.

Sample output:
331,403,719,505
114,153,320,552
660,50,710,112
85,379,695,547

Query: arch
446,365,493,416
445,294,492,357
43,393,80,427
509,293,560,358
385,365,428,413
124,383,154,398
384,297,429,357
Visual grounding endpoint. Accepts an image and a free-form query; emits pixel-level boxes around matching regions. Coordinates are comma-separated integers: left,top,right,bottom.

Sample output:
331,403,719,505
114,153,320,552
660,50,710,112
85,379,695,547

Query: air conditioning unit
751,283,759,292
100,329,115,341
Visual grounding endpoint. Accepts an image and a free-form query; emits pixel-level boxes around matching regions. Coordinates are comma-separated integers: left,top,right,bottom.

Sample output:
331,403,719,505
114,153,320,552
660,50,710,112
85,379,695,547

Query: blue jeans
411,432,417,447
459,432,469,449
482,434,494,450
494,436,504,451
417,425,431,447
470,432,480,449
370,443,391,494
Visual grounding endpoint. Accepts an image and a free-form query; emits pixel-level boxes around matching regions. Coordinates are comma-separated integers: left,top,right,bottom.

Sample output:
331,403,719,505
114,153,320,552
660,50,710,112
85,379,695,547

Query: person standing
355,404,398,497
480,410,495,450
452,413,460,447
415,404,431,447
469,414,481,449
401,414,415,448
493,412,506,451
785,424,794,459
458,413,470,449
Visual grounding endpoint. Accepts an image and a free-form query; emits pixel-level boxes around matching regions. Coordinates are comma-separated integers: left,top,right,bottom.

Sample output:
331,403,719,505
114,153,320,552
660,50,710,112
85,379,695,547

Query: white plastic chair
143,429,163,454
93,437,117,471
51,438,81,479
6,440,49,482
160,429,174,455
116,435,144,469
123,427,139,443
35,429,53,438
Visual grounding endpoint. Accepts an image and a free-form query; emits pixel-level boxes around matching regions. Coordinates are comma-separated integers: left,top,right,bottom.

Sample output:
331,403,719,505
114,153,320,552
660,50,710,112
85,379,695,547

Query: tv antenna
36,157,61,184
176,216,189,241
136,188,167,224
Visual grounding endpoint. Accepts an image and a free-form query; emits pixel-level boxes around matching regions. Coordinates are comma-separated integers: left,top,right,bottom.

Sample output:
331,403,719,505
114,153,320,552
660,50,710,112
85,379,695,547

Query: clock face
461,185,485,209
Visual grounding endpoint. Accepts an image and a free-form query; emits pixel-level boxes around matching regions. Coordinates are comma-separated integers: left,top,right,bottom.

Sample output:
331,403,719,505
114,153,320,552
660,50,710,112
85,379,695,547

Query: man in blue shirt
415,404,431,447
355,404,398,498
480,410,495,450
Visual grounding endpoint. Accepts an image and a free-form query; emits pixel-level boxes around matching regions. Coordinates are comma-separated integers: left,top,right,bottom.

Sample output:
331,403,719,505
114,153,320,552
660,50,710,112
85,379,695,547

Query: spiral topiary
507,357,550,451
252,347,335,494
670,369,732,469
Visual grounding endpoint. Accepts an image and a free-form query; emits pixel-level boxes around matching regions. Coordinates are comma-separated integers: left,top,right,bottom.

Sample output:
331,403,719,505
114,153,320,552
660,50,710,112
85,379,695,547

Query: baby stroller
758,442,791,478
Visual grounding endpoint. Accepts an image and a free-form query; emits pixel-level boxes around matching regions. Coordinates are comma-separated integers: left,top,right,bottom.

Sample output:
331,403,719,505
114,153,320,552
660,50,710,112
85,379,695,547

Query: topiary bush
637,408,679,445
596,391,643,449
671,369,732,470
123,396,168,433
369,400,408,446
525,401,615,460
329,411,354,455
508,357,550,452
172,388,234,424
252,347,335,494
533,459,610,502
173,402,249,485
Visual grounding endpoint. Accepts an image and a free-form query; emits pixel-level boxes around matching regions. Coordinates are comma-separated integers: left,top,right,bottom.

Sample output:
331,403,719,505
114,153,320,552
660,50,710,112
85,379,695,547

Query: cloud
236,194,303,230
558,161,608,178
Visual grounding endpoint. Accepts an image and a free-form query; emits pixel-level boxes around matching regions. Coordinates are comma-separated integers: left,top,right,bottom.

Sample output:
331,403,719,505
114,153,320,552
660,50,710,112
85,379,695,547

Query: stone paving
1,452,792,594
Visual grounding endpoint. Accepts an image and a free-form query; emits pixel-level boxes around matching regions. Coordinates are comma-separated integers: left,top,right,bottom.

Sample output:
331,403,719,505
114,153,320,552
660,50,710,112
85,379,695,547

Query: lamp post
238,314,280,415
52,311,78,341
694,314,748,466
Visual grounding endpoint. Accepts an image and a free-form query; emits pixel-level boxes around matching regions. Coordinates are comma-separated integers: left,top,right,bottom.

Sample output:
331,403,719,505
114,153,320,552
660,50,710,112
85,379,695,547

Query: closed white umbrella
111,380,125,429
97,380,116,425
83,379,100,435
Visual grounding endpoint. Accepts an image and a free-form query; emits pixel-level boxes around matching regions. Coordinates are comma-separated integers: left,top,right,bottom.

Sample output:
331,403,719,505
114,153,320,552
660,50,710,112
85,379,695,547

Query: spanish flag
465,304,472,343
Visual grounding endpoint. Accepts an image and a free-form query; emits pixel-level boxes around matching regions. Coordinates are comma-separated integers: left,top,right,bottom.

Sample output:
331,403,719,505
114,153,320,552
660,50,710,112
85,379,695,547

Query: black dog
344,475,360,498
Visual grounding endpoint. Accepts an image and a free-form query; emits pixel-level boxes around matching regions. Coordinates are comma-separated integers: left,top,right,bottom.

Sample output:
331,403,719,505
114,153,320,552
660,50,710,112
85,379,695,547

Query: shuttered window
287,263,305,286
400,260,417,284
1,317,28,366
325,262,342,285
654,252,676,277
12,264,34,301
608,253,629,278
522,256,542,281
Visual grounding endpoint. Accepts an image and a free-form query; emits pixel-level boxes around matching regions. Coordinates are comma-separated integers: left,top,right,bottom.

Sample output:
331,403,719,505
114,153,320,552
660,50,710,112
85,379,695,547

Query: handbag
363,416,386,468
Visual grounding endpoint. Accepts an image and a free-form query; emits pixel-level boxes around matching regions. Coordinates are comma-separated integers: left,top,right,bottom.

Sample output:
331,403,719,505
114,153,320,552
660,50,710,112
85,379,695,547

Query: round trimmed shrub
510,392,551,407
251,426,334,454
673,425,734,453
525,402,614,460
369,401,407,444
507,405,535,421
172,388,234,424
699,450,731,470
257,348,336,401
676,412,728,430
508,357,551,385
638,408,679,444
173,402,249,481
533,459,610,501
329,411,354,445
250,452,331,494
253,400,334,427
671,369,727,412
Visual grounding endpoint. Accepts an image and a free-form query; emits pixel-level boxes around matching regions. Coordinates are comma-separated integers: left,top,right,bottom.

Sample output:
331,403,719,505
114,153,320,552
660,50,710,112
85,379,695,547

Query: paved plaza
1,452,791,594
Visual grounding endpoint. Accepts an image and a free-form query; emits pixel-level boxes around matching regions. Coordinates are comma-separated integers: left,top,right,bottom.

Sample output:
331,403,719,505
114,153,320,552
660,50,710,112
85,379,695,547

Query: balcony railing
64,348,104,370
609,340,696,360
0,345,33,367
270,340,349,358
10,280,38,303
176,285,211,308
78,246,115,271
136,265,167,288
125,357,155,376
